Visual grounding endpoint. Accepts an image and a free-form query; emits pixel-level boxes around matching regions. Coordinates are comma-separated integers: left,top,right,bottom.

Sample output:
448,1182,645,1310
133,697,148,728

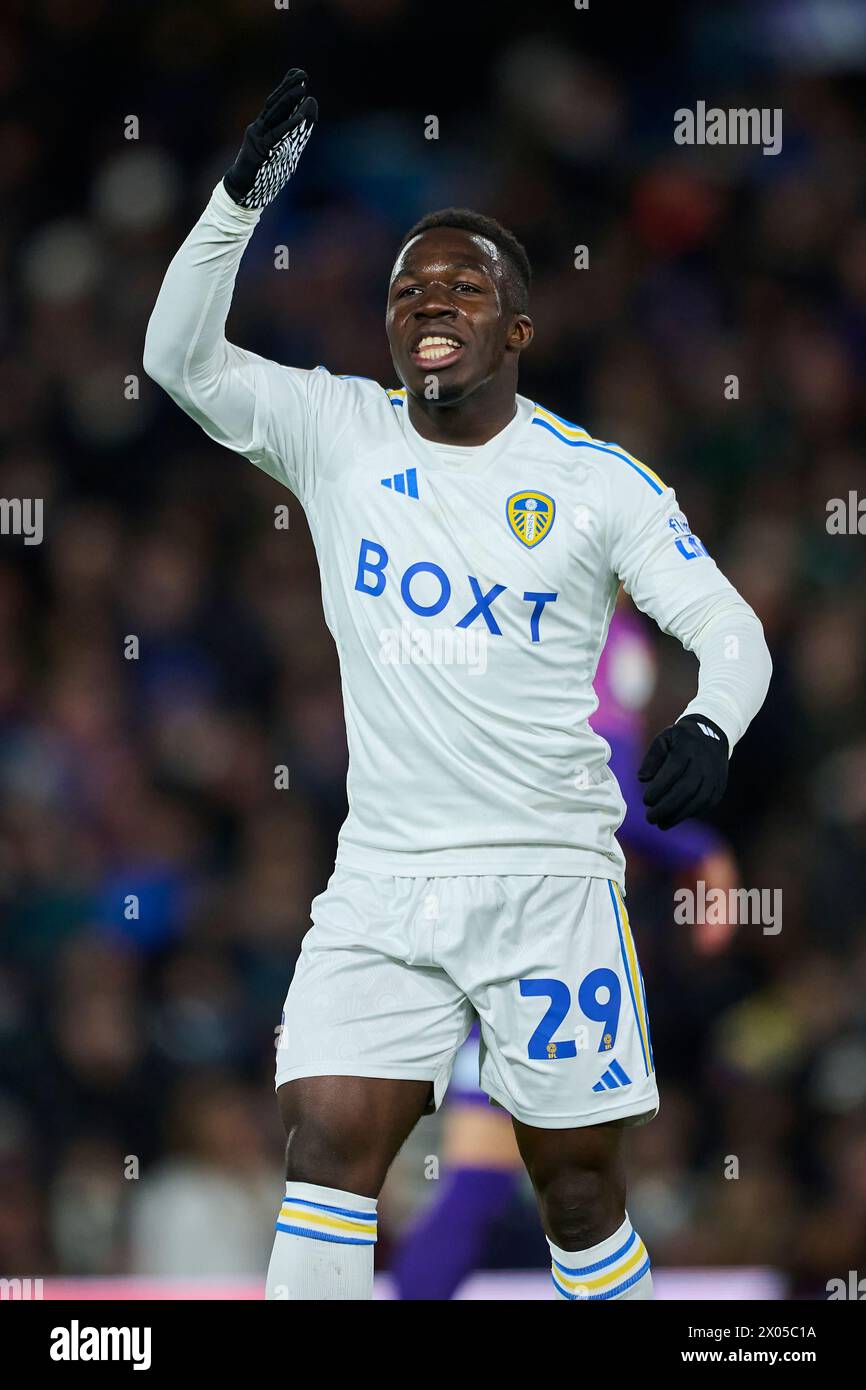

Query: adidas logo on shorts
592,1059,632,1092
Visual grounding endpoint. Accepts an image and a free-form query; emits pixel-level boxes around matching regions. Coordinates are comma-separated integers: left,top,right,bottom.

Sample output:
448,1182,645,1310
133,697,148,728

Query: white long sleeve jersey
144,183,772,884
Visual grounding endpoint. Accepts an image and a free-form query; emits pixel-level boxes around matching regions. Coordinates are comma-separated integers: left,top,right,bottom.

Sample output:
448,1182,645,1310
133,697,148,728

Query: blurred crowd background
1,0,866,1298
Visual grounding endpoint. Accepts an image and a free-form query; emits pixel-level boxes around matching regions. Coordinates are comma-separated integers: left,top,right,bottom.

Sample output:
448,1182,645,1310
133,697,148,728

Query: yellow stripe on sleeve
533,405,591,440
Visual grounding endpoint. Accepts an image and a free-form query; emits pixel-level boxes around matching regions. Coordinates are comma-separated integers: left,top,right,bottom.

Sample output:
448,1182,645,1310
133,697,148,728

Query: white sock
548,1213,653,1300
265,1181,378,1300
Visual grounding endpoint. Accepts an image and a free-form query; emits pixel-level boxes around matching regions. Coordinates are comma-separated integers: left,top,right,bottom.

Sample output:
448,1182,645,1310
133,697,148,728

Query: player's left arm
601,455,772,829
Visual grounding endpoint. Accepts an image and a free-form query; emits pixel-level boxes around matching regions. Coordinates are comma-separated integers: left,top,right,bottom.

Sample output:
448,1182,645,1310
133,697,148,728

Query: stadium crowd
1,0,865,1296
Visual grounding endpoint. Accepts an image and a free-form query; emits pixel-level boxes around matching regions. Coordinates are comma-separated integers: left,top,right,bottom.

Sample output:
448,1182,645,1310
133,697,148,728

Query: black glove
637,714,729,829
223,68,317,210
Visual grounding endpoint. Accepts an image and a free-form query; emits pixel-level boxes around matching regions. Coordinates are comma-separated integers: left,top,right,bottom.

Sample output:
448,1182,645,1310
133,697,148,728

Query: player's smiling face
386,227,531,404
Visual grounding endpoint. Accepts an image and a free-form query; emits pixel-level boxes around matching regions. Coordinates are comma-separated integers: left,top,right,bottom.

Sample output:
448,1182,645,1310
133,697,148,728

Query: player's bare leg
279,1074,432,1196
514,1115,654,1300
265,1075,432,1300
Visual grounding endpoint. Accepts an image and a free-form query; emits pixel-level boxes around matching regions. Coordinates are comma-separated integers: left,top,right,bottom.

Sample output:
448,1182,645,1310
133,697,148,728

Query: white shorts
275,867,659,1130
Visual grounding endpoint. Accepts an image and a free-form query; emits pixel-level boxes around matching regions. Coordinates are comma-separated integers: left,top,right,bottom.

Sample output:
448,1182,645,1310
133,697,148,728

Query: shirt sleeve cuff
207,179,264,230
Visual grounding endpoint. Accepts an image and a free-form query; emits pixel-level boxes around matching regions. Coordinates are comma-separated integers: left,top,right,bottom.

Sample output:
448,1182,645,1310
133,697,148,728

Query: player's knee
283,1110,385,1197
535,1164,622,1250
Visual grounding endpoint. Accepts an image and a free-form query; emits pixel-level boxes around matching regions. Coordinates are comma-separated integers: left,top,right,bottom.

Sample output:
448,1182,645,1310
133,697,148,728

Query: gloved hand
638,714,729,829
224,68,317,210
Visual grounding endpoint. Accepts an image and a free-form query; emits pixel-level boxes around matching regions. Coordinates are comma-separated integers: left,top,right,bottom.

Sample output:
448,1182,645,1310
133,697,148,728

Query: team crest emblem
506,490,556,548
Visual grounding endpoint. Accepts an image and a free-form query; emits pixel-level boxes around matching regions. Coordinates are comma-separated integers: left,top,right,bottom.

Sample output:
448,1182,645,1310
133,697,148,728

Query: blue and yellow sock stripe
607,881,653,1077
275,1196,378,1247
551,1227,651,1300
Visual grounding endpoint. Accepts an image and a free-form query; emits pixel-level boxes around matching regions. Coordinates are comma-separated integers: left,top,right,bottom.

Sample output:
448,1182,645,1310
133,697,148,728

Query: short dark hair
397,208,531,314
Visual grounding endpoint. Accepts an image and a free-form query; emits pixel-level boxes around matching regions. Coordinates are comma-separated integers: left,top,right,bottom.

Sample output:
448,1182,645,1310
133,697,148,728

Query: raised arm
143,69,318,495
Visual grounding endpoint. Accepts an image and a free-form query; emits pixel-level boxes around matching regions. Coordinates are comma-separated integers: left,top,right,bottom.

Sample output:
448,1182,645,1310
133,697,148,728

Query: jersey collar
392,393,534,475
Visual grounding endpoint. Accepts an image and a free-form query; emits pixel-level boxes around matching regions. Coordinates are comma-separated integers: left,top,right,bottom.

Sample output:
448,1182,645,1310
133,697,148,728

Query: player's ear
507,314,534,353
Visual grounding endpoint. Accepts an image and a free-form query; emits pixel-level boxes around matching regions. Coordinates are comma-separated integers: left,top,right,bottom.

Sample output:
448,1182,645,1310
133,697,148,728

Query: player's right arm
142,69,319,499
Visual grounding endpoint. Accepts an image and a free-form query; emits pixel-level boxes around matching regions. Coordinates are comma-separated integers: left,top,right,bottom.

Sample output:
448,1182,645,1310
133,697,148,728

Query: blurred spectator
127,1078,281,1277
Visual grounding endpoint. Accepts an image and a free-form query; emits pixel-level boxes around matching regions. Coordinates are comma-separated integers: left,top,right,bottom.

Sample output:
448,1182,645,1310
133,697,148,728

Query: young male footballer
145,70,772,1301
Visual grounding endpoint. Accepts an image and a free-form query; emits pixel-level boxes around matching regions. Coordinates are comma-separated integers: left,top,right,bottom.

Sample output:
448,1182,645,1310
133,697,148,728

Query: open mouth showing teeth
411,335,464,364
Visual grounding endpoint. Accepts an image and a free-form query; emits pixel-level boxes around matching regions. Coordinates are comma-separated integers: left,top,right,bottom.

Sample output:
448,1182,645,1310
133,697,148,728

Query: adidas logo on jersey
381,468,419,499
592,1059,632,1092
